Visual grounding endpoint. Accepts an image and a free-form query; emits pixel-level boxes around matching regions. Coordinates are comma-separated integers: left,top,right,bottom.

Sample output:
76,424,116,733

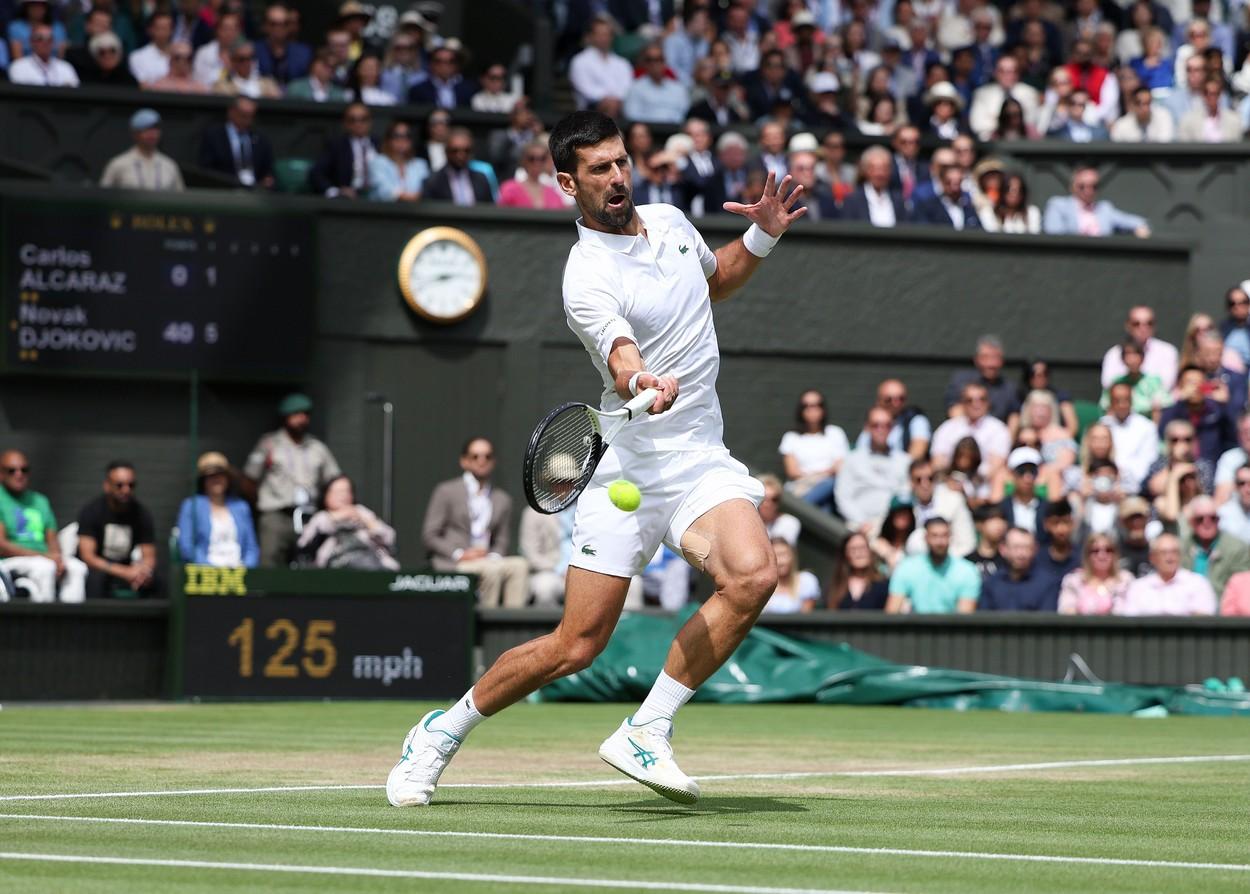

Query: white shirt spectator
723,31,760,73
865,184,897,227
568,46,633,110
1116,568,1217,615
940,195,967,229
1217,498,1250,543
778,426,850,477
1216,445,1249,492
762,571,820,613
930,414,1011,475
1110,107,1176,142
193,40,226,86
623,76,691,124
9,54,79,86
766,512,801,546
1101,411,1160,494
129,42,170,83
969,81,1040,140
834,447,911,528
903,486,976,557
1100,337,1179,391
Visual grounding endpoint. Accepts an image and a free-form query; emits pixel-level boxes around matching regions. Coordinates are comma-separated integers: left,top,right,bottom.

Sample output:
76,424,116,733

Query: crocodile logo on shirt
678,245,689,254
581,545,597,556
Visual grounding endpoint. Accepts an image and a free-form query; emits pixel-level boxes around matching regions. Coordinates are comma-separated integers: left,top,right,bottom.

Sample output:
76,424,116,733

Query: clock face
398,228,487,324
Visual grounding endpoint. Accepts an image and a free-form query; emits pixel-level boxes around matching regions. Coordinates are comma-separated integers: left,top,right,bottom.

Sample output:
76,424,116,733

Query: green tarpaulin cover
535,610,1250,717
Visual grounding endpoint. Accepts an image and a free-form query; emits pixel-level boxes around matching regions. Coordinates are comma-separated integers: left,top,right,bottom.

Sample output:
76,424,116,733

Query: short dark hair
148,10,172,25
1043,500,1073,521
106,460,135,475
461,436,492,456
972,503,1006,523
1121,338,1144,356
549,110,622,176
1178,364,1205,379
923,516,950,530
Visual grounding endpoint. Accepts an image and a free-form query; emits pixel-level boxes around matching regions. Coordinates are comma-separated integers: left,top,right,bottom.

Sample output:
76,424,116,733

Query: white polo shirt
129,42,170,84
563,203,722,455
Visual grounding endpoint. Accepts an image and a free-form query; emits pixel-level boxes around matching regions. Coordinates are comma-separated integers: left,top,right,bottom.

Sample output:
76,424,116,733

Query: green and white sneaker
598,716,700,805
386,709,461,807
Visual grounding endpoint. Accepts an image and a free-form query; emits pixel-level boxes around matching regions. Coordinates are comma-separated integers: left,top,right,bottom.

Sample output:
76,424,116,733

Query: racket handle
624,388,659,419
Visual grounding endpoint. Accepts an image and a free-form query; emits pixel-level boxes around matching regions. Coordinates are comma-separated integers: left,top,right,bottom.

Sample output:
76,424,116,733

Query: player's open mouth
607,193,627,208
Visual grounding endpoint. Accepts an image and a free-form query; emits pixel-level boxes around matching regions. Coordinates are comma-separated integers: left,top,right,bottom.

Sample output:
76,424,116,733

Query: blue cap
130,108,161,131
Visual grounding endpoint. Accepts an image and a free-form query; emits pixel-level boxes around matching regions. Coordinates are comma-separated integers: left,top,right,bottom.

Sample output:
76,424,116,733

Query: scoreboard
4,198,314,377
178,566,476,699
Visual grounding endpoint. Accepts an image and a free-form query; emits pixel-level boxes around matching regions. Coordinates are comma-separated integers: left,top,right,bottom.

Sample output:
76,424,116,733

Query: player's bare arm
607,336,679,414
708,171,806,302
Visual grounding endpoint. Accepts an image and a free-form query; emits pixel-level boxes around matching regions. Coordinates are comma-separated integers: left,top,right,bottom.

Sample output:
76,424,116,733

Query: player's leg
662,497,776,689
471,566,630,712
386,567,629,807
598,498,775,805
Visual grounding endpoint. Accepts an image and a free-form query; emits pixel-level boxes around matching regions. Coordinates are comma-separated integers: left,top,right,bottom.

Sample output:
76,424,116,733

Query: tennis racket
523,388,659,514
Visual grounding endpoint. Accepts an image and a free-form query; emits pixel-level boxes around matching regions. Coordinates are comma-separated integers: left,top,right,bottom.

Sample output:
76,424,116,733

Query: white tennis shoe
386,709,461,807
598,716,700,805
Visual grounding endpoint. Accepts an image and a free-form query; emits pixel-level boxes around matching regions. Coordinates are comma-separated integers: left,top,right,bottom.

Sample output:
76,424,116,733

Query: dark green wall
0,183,1192,567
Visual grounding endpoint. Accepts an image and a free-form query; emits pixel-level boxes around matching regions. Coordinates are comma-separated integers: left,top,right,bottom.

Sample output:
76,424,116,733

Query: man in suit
840,146,907,227
740,48,806,121
912,164,982,230
286,48,350,102
407,44,477,108
197,97,275,189
635,149,689,210
887,125,923,201
423,128,494,205
1046,91,1110,141
686,70,748,127
678,118,718,217
422,437,529,608
699,130,751,214
254,2,311,85
308,102,377,198
785,149,839,222
1043,164,1150,237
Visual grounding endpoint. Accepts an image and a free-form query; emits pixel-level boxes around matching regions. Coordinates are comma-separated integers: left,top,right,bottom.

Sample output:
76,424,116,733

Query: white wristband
627,371,644,396
742,223,780,258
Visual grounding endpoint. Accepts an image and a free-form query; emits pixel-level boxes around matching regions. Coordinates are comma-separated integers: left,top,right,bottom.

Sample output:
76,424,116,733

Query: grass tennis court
0,701,1246,893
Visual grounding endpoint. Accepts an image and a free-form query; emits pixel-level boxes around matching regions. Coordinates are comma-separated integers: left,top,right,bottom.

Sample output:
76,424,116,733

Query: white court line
1,753,1246,802
3,814,1248,873
0,851,889,894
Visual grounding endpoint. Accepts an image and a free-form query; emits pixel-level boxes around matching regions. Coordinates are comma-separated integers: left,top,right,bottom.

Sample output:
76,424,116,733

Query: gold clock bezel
397,226,488,325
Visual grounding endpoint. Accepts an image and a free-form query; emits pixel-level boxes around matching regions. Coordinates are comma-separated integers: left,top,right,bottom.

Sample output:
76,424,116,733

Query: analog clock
397,227,487,324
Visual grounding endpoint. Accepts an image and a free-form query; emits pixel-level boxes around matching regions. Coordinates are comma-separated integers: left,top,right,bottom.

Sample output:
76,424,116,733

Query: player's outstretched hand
636,372,679,415
722,171,807,237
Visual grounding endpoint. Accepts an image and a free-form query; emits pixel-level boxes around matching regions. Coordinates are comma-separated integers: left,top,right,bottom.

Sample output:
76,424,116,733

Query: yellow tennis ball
608,479,642,512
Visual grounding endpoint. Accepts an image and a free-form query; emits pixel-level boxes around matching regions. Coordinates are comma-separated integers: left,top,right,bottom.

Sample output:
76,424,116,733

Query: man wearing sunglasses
0,451,87,602
1158,365,1237,463
1118,533,1216,616
1180,496,1250,599
8,24,80,86
75,461,158,600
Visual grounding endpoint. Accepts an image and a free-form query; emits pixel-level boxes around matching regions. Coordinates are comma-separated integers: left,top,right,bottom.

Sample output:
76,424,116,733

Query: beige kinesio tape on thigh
680,530,711,572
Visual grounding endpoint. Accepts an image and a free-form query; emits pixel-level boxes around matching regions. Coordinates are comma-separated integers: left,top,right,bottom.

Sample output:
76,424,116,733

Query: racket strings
528,405,600,513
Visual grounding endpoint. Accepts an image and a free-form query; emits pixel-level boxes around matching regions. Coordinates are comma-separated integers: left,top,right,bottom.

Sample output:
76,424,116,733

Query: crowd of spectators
7,296,1250,618
8,0,1223,232
769,297,1250,617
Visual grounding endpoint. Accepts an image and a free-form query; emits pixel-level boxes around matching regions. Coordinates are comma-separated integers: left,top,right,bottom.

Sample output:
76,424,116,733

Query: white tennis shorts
568,445,765,579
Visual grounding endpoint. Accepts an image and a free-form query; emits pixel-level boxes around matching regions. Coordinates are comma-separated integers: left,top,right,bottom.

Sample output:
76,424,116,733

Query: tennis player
388,110,806,807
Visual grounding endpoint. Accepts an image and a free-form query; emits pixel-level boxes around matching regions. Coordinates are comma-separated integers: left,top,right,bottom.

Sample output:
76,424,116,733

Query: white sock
430,688,485,740
632,671,695,726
